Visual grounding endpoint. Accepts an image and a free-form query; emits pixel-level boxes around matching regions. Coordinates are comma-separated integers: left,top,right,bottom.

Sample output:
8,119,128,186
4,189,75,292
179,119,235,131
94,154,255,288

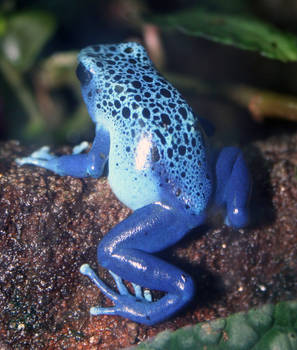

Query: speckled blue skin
16,42,251,325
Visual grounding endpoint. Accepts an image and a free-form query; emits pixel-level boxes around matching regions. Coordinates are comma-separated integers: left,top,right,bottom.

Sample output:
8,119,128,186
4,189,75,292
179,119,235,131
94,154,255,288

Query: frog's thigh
97,202,197,293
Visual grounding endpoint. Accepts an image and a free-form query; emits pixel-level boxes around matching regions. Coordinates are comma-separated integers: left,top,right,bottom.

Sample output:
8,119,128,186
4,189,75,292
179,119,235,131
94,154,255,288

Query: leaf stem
165,71,297,122
226,85,297,122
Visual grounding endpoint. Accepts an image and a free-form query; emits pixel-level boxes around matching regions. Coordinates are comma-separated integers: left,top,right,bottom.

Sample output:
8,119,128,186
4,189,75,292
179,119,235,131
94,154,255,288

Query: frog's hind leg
80,203,203,325
214,146,251,228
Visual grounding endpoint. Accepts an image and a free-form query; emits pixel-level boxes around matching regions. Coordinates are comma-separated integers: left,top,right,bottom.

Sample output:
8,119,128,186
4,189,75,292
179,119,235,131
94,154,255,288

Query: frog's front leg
16,126,110,178
215,147,251,228
80,202,205,325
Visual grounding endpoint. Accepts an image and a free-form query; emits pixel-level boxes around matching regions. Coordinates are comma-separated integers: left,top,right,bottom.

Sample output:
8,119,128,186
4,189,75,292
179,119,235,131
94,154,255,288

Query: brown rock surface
0,134,296,349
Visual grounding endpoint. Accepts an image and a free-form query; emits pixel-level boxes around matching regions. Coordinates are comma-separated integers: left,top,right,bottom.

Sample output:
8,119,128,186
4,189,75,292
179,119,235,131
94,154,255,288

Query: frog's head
76,42,153,123
76,46,103,123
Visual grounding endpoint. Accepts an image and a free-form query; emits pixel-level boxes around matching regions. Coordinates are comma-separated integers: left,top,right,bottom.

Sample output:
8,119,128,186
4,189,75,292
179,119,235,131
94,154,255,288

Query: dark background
1,0,297,146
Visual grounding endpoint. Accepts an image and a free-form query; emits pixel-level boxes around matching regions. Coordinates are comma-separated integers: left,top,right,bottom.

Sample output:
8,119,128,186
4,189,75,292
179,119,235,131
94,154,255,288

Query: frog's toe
80,264,119,302
131,283,152,302
131,283,142,299
143,289,152,302
15,156,30,165
109,270,129,296
16,146,55,166
31,146,54,160
109,270,152,301
15,156,50,167
90,306,117,316
72,141,89,155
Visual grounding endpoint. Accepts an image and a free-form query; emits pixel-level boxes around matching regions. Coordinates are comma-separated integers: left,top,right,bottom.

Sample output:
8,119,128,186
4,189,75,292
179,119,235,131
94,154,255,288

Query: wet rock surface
0,135,296,349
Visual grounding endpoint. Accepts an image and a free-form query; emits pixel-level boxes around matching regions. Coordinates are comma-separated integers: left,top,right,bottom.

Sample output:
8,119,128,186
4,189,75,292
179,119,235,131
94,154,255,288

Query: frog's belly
108,165,161,210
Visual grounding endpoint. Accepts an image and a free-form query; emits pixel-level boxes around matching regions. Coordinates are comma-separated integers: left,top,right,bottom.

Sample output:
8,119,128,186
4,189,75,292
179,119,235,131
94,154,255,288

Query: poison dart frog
16,42,251,325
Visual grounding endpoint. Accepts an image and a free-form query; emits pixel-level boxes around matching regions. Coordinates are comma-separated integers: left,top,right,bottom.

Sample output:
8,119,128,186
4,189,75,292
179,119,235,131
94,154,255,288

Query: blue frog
16,42,251,325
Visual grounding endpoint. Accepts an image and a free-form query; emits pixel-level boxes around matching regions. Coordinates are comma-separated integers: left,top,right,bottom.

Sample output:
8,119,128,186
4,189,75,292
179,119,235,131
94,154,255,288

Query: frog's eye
76,63,93,86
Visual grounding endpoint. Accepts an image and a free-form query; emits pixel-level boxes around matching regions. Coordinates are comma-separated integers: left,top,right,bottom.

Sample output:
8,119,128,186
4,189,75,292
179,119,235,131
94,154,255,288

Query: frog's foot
15,141,89,168
16,141,103,177
15,146,56,166
15,145,66,174
80,263,189,325
80,264,153,318
215,147,251,228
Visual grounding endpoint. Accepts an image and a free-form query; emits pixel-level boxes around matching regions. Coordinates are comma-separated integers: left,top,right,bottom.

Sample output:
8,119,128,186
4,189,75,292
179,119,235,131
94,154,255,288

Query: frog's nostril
76,62,93,86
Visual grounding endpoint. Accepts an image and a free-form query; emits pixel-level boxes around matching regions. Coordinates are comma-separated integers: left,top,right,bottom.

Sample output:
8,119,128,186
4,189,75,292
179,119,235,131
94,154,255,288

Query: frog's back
153,107,213,215
79,42,213,215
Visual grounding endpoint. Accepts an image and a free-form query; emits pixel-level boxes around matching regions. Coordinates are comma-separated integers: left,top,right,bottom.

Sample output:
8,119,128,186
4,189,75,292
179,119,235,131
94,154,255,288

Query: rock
0,134,296,349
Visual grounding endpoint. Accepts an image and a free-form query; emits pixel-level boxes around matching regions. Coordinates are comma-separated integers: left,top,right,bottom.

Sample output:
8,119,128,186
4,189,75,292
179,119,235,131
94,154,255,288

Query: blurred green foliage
0,10,58,141
1,11,56,71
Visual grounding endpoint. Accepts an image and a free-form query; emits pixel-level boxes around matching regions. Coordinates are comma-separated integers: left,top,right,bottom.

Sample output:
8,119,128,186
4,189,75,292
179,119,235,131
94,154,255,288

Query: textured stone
0,133,296,349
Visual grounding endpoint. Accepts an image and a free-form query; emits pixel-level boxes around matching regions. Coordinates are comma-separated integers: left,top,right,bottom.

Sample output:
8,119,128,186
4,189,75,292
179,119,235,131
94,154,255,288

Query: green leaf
149,8,297,62
127,301,297,350
0,14,6,36
191,0,252,14
0,11,56,71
